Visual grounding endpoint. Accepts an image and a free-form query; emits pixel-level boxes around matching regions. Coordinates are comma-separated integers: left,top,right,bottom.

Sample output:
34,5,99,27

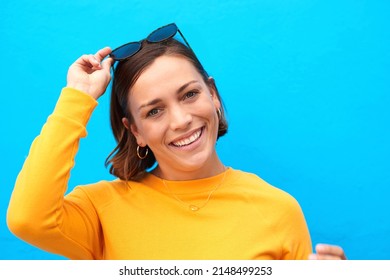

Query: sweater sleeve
277,195,313,260
7,87,104,259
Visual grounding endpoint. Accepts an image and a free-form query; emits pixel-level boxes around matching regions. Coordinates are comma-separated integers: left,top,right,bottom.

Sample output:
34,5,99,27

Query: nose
169,105,192,131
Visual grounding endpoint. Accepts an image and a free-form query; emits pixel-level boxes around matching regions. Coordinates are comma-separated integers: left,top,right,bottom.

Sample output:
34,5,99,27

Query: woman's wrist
66,82,101,100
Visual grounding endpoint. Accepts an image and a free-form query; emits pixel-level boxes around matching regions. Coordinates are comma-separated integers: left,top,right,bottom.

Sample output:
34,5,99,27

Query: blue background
1,0,389,260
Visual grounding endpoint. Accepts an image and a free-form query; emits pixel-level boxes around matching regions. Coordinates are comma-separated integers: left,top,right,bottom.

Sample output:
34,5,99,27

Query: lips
170,127,203,147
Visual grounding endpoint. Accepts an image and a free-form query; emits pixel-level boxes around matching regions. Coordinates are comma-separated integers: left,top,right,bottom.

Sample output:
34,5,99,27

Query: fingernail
316,244,326,251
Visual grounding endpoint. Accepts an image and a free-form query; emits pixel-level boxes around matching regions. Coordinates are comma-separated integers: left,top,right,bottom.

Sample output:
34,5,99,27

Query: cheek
204,101,218,121
195,99,218,121
138,121,167,146
194,103,219,134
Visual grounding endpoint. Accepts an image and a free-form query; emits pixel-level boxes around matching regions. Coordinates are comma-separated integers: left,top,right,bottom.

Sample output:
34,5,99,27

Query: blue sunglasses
109,23,193,61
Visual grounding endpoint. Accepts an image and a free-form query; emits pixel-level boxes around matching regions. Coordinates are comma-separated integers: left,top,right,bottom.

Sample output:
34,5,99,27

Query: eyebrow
137,80,200,112
177,80,199,94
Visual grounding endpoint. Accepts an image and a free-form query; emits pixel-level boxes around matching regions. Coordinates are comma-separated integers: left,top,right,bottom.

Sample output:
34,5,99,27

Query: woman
7,23,345,260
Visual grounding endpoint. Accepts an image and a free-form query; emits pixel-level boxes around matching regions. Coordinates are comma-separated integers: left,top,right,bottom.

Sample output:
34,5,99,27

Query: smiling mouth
170,127,204,147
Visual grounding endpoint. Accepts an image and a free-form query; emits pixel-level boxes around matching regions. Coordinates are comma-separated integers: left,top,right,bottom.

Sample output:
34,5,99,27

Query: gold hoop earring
137,145,149,159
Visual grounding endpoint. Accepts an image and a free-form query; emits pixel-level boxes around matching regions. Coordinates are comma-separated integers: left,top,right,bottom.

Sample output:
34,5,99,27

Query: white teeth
172,129,202,147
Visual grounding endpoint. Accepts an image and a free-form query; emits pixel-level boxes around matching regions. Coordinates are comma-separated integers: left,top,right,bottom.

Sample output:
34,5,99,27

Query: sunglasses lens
110,42,141,60
148,23,178,42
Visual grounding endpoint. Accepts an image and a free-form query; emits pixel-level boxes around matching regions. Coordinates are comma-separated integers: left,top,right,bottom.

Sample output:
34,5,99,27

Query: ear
207,76,215,89
122,117,146,146
122,117,130,130
207,77,221,110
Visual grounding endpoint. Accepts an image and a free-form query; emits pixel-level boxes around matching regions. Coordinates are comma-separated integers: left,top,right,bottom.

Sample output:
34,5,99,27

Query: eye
183,90,199,100
147,108,161,117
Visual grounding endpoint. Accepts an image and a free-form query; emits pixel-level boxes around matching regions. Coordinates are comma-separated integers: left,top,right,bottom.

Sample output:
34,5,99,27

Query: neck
152,159,226,181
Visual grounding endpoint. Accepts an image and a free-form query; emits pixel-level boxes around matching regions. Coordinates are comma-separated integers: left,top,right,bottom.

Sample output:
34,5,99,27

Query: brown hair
105,39,228,181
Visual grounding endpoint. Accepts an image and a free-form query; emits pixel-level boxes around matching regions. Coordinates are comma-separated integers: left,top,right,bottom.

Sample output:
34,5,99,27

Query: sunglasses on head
109,23,193,61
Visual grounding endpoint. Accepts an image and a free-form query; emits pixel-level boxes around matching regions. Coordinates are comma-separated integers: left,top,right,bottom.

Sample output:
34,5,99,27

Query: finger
101,56,114,70
315,244,343,255
94,46,112,62
78,54,101,69
315,244,347,260
312,254,344,260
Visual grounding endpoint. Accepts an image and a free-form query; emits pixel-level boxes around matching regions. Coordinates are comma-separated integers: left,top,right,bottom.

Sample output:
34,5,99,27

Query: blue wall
1,0,389,260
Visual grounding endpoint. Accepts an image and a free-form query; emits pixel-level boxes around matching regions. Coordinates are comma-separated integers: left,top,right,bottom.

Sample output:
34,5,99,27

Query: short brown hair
105,39,228,181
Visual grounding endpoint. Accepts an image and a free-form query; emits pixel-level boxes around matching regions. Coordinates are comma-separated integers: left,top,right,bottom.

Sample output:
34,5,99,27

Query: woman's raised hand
66,47,113,100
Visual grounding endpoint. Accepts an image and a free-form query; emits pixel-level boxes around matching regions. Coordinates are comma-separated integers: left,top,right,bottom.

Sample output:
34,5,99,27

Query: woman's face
124,55,222,180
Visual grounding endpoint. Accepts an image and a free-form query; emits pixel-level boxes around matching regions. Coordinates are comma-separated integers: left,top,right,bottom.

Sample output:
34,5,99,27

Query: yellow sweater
7,88,312,260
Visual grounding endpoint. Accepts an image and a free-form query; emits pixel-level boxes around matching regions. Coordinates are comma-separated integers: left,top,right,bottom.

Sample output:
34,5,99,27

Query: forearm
7,87,97,252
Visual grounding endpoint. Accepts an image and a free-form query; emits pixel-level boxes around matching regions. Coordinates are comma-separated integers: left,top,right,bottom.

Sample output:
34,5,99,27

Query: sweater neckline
143,167,233,195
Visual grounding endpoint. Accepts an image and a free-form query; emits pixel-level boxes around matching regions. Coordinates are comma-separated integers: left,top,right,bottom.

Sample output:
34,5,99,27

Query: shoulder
65,179,143,209
227,168,302,210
